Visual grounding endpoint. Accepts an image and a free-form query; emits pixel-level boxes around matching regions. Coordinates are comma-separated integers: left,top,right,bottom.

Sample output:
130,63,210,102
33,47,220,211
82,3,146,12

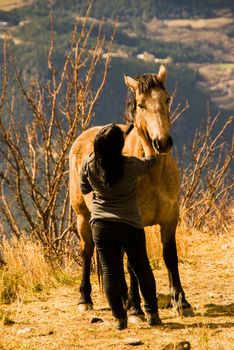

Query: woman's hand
134,115,145,138
134,115,155,157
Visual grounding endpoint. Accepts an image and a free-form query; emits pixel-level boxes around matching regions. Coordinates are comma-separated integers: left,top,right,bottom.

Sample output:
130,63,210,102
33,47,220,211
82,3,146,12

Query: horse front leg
160,219,194,316
77,214,94,312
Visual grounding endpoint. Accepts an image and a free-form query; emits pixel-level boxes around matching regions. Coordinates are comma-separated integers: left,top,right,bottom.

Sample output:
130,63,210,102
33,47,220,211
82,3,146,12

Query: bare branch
0,8,112,261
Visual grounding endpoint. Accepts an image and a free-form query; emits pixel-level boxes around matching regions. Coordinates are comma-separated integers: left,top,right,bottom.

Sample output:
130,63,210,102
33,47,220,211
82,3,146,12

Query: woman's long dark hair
93,124,125,187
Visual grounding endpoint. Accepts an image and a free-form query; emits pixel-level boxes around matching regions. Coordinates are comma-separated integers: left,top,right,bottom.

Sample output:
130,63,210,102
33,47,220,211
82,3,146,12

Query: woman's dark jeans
92,219,158,319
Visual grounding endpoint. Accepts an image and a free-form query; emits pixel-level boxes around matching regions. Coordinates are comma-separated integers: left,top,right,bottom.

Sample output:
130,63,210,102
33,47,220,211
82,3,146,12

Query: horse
69,64,193,317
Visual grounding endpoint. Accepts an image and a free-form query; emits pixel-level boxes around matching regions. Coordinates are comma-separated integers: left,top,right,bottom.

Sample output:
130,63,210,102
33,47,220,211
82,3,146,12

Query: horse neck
123,128,145,157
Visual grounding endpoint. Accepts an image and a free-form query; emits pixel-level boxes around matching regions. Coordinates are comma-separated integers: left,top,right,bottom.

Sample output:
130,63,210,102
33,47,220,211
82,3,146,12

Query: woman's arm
134,116,155,157
80,158,93,194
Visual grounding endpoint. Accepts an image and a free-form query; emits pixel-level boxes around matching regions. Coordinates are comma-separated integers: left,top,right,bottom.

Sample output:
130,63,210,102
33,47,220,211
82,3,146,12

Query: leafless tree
0,8,114,261
179,110,233,234
0,8,232,269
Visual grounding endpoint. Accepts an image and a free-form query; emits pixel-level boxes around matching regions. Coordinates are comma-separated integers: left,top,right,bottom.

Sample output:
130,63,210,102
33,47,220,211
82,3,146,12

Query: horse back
69,126,101,214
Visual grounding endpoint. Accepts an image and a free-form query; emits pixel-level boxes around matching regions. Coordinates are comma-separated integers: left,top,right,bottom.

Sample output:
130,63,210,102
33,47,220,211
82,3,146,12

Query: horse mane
123,90,136,123
123,73,166,123
137,74,165,94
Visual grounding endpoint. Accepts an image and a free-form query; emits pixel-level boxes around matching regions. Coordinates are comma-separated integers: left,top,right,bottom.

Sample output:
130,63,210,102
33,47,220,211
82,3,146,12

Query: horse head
124,65,172,155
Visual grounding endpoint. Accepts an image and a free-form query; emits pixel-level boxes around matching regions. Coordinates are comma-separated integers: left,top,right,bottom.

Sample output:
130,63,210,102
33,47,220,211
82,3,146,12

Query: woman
79,120,161,330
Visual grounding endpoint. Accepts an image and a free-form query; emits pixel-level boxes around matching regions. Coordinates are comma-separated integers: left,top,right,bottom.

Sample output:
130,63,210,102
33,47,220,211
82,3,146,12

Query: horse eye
138,103,145,109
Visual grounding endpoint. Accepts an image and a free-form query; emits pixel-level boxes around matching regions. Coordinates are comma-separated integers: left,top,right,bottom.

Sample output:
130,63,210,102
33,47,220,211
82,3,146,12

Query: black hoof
182,300,192,309
128,307,144,316
146,312,162,326
115,317,127,330
171,292,195,317
172,301,195,317
181,307,195,317
172,294,194,317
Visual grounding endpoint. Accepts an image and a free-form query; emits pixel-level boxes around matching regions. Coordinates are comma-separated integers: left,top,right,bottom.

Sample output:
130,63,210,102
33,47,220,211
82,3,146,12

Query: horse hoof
77,303,93,312
128,314,145,324
173,305,195,317
181,308,195,317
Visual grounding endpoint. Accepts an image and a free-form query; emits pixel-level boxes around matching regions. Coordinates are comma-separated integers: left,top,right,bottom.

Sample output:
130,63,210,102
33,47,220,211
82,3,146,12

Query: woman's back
80,153,157,228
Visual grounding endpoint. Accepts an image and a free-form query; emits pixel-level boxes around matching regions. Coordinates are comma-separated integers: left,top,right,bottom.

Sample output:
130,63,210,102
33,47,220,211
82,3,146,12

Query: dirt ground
0,230,233,350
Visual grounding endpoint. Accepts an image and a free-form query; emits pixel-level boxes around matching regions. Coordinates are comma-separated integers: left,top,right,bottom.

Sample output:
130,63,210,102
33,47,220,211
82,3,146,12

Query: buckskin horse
69,65,193,317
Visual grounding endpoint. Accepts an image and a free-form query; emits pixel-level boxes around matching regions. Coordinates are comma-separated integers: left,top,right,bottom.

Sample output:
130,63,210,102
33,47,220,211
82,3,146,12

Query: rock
176,341,191,349
124,337,143,345
16,327,32,335
162,341,191,350
90,317,104,323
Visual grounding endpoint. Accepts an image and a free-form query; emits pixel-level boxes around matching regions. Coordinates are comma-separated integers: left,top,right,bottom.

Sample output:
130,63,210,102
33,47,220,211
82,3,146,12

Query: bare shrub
179,110,233,234
0,9,114,260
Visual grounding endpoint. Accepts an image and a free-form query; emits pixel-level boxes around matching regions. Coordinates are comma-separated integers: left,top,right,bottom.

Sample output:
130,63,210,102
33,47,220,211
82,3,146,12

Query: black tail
96,249,103,292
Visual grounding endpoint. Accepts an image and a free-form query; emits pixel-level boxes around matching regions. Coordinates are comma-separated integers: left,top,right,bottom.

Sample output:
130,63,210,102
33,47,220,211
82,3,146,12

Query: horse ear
157,65,167,83
124,74,138,92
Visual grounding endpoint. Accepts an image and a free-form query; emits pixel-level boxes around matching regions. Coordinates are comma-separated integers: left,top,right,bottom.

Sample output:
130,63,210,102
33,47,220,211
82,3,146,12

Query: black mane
124,73,165,123
136,74,165,94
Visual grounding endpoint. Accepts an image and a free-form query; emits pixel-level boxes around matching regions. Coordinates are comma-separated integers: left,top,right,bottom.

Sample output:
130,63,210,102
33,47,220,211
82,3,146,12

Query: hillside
0,0,233,148
24,0,234,20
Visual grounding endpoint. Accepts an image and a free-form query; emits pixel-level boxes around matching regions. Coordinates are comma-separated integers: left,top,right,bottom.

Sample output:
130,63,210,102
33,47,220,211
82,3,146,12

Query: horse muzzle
152,136,173,155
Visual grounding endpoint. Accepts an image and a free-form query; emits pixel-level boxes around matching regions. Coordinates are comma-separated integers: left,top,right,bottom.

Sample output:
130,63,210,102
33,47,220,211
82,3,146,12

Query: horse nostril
154,136,173,152
167,136,173,148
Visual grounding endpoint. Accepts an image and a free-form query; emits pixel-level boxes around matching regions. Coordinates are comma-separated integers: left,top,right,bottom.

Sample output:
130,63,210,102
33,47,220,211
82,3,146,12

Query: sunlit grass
219,63,234,70
0,237,78,304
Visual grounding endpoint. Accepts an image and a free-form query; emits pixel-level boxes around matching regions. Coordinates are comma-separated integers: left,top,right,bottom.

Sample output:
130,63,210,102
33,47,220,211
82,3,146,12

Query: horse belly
139,194,178,227
137,173,179,227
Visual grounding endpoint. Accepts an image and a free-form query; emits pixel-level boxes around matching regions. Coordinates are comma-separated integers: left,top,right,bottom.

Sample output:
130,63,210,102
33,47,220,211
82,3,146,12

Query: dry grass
145,224,197,268
0,237,54,304
0,225,233,349
0,237,79,306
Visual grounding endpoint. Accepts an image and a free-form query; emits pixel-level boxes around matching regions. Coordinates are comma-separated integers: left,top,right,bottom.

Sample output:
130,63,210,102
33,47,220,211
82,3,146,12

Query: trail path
1,232,233,349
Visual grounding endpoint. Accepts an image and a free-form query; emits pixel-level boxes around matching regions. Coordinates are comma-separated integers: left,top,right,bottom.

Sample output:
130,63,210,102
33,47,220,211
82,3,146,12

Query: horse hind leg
119,249,129,309
77,213,94,312
160,220,194,316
